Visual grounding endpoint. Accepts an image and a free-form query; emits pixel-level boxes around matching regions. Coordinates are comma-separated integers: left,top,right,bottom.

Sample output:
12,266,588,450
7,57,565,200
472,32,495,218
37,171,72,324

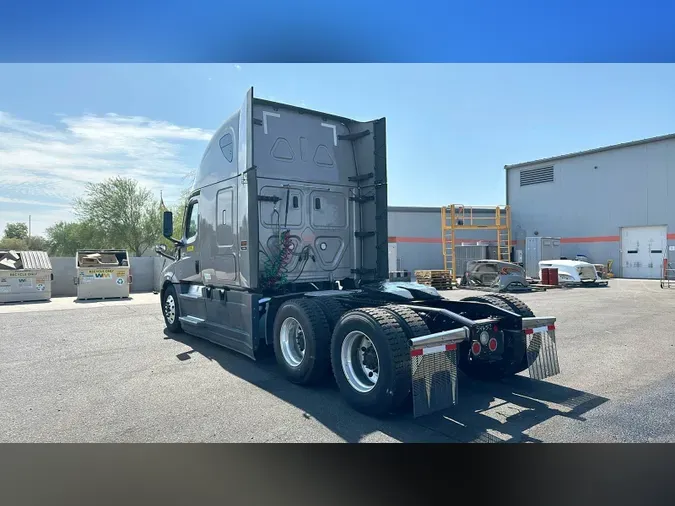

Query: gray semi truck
156,88,561,418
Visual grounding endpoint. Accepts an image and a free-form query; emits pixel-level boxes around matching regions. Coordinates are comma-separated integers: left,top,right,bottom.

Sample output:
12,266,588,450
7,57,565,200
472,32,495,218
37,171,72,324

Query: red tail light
471,342,481,355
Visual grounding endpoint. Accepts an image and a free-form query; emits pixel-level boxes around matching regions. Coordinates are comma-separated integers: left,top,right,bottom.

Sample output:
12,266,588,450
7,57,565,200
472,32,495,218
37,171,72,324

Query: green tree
25,236,49,251
3,222,28,240
74,177,161,256
0,237,28,250
0,234,48,251
45,221,106,256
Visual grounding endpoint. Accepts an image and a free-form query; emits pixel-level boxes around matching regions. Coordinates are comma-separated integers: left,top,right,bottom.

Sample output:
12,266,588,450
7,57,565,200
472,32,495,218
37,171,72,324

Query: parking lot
2,278,675,443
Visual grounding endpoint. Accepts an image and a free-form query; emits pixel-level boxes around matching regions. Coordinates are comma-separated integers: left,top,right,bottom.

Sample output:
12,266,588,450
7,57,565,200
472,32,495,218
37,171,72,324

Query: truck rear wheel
483,294,536,374
331,307,411,416
313,296,347,333
273,298,331,385
460,294,540,378
380,305,429,339
380,305,430,411
458,295,519,381
487,293,535,317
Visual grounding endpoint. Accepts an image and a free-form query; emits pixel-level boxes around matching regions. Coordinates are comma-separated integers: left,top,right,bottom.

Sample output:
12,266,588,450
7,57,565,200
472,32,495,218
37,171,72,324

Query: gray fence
49,256,165,297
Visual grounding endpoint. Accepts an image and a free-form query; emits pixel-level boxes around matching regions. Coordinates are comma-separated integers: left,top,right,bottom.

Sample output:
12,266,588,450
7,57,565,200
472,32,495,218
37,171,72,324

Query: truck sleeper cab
157,88,561,417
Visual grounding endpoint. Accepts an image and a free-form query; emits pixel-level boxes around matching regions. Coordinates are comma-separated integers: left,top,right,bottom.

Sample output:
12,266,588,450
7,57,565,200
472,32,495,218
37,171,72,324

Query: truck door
176,196,207,320
200,182,256,357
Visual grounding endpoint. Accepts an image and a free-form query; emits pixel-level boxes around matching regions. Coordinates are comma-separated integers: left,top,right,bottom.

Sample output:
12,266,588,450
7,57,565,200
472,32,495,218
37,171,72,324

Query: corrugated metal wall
506,137,675,277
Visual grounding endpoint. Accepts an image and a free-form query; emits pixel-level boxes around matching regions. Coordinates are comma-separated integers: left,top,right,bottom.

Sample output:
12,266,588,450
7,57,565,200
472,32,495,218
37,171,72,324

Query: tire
313,297,347,333
458,295,520,380
460,294,540,377
330,307,411,416
273,298,332,385
380,305,429,339
484,294,537,374
380,305,430,412
460,295,515,315
161,284,182,333
487,293,535,317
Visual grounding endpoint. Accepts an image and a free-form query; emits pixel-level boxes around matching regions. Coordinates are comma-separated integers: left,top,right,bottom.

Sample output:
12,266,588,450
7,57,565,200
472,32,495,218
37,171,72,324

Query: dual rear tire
272,299,428,416
271,293,537,416
459,294,536,379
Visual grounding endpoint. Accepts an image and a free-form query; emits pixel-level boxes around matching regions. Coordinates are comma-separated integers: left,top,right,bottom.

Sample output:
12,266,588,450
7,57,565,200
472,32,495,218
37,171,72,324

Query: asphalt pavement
2,279,674,443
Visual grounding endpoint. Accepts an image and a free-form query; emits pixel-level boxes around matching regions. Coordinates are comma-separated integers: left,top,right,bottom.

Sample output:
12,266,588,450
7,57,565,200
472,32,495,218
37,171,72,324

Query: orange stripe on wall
560,236,619,244
389,236,441,244
390,234,675,244
389,237,507,244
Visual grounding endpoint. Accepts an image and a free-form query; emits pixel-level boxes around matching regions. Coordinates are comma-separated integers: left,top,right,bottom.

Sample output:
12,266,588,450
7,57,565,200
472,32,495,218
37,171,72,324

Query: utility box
0,250,53,303
75,249,131,300
525,237,561,279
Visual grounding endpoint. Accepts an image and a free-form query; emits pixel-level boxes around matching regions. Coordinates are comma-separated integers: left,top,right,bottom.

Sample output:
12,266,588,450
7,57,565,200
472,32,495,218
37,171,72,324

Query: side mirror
162,211,174,238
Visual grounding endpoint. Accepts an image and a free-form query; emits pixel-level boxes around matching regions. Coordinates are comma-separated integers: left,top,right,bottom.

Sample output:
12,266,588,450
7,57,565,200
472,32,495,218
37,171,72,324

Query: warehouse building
506,133,675,279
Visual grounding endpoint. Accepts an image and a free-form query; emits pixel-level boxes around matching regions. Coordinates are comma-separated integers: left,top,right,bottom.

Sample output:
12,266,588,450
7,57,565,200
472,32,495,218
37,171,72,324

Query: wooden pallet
415,270,452,280
414,269,452,278
414,270,454,290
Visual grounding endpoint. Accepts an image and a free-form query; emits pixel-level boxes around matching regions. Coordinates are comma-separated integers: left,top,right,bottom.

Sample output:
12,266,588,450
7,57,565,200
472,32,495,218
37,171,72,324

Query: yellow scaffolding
441,204,512,282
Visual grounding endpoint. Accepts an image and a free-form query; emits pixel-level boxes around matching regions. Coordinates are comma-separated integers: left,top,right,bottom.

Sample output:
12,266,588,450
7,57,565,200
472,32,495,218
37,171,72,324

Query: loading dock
620,225,667,279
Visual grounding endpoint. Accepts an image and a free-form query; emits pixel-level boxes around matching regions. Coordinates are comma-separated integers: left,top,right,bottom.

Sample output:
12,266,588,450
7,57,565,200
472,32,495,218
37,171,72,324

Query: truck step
179,315,206,326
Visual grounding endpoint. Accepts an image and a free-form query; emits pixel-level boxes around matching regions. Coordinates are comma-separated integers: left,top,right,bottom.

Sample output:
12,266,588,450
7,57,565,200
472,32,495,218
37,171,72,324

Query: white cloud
234,64,242,71
0,111,215,236
0,197,71,207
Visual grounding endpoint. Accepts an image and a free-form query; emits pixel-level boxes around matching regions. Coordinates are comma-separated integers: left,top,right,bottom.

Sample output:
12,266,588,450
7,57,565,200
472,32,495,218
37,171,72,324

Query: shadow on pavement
163,329,608,443
0,299,51,306
73,297,135,304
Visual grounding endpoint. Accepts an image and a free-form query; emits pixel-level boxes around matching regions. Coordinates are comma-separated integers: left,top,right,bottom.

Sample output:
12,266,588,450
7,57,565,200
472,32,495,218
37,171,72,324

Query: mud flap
410,343,459,418
522,318,561,380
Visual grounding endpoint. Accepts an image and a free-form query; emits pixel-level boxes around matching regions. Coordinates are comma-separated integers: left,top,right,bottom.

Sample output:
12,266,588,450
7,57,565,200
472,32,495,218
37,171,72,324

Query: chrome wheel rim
164,294,176,324
280,317,306,368
341,331,380,393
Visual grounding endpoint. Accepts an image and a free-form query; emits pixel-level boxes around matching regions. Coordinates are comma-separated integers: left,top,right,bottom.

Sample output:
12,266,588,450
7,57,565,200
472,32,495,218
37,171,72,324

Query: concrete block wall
129,257,157,293
154,256,170,292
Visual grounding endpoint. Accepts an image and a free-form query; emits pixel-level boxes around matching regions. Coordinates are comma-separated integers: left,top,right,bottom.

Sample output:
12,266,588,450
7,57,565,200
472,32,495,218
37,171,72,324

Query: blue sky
2,64,675,236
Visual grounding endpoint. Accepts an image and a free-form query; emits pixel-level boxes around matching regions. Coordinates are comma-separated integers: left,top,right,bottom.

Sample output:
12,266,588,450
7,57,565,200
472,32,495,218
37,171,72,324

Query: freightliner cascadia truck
156,88,560,417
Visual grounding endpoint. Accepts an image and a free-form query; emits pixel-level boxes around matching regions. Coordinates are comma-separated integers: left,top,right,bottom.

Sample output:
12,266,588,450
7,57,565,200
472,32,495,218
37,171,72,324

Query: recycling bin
75,249,132,300
0,250,53,303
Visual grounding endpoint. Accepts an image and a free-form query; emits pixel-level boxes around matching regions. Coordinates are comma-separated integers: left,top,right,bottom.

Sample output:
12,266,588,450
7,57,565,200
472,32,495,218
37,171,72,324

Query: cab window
185,200,199,241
